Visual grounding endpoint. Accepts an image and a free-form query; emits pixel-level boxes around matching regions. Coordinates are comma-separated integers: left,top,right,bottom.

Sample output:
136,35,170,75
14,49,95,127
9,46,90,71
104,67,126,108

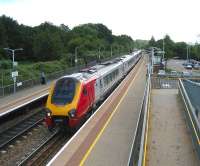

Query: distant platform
147,89,199,166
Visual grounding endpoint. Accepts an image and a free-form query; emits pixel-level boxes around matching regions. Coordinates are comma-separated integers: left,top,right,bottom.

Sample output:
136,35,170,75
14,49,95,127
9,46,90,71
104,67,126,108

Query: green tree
149,36,156,47
0,15,137,65
174,42,187,59
33,31,64,61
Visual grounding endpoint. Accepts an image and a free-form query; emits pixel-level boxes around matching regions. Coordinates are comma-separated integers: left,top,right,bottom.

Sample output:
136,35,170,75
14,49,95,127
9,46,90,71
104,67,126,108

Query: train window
83,88,87,95
103,76,108,85
51,78,76,105
100,79,103,87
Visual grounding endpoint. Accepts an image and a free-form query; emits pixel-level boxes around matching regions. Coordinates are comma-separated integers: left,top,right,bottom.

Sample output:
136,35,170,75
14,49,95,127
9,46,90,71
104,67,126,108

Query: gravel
0,122,54,166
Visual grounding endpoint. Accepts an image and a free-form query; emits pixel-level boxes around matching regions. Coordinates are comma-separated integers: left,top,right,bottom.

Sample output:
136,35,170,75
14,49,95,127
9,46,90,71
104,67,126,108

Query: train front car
44,74,95,130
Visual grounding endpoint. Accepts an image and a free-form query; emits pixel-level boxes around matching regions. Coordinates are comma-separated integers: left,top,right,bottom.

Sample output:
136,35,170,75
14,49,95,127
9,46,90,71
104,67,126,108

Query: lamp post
75,46,79,67
110,45,113,57
151,47,154,74
162,38,166,70
98,47,101,61
98,46,105,62
163,38,165,60
4,48,23,69
4,48,23,93
186,45,190,62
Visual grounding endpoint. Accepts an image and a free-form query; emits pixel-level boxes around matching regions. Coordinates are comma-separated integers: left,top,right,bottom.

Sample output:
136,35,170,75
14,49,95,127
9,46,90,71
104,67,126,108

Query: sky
0,0,200,43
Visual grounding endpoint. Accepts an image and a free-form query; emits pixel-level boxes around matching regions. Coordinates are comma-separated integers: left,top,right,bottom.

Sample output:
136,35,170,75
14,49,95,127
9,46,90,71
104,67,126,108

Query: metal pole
188,46,190,62
1,72,3,87
1,72,4,97
187,45,189,62
163,39,165,60
13,77,16,93
3,48,23,94
110,46,112,57
98,47,101,61
151,48,154,74
12,50,15,69
75,47,78,67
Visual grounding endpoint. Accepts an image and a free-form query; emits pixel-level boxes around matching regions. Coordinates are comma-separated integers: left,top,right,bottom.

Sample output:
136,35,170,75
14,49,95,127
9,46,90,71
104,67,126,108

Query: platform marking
143,85,151,166
79,60,144,166
0,87,49,110
0,93,48,117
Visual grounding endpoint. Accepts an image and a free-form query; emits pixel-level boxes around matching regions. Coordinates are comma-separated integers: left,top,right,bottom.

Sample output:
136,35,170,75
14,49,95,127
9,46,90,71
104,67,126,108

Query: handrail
128,75,200,166
185,79,200,86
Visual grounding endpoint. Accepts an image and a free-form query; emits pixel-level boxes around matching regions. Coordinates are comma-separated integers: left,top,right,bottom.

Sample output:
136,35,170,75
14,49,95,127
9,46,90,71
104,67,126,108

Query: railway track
0,110,45,150
0,55,143,165
18,130,68,166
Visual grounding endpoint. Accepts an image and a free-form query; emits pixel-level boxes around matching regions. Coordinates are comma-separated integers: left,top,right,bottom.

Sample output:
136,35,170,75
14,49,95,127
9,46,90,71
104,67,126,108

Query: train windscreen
51,78,76,105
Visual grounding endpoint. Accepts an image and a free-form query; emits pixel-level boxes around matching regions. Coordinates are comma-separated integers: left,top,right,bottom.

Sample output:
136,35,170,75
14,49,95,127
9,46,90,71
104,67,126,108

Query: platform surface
147,89,199,166
0,83,50,116
83,59,146,165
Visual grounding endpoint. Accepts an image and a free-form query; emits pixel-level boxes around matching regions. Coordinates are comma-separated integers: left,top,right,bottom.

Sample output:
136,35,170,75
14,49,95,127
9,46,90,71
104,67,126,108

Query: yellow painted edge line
79,60,144,166
143,85,151,166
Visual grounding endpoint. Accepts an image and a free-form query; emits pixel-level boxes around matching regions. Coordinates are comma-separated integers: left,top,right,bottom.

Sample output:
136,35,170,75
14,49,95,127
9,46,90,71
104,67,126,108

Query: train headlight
68,109,76,118
45,108,52,117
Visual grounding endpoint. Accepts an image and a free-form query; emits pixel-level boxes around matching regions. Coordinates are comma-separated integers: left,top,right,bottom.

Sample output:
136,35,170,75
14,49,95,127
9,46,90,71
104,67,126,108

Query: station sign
12,71,18,78
17,82,22,87
156,51,165,54
13,62,18,66
13,76,16,82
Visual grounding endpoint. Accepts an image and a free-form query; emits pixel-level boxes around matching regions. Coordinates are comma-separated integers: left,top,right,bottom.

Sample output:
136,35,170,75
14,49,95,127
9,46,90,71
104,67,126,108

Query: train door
94,78,101,102
122,63,125,76
87,81,95,107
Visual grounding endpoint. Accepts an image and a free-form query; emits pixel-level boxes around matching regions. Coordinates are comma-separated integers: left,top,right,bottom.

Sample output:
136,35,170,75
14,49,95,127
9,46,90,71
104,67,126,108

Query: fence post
1,72,4,97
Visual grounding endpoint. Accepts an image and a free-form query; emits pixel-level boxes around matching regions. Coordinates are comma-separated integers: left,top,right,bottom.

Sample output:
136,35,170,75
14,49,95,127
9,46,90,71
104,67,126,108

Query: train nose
68,109,76,118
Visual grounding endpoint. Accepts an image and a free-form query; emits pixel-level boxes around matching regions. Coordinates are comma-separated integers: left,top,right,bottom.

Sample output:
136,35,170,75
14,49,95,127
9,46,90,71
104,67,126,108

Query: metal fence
155,72,200,78
179,79,200,159
151,76,178,89
0,65,86,98
182,79,200,121
0,55,126,98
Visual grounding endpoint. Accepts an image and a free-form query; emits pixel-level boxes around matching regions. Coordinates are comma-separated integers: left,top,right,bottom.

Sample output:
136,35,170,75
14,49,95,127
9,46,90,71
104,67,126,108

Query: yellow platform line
143,85,151,166
79,60,144,166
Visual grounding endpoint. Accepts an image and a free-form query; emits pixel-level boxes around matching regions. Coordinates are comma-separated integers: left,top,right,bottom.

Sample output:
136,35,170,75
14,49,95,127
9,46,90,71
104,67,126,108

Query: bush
0,60,12,69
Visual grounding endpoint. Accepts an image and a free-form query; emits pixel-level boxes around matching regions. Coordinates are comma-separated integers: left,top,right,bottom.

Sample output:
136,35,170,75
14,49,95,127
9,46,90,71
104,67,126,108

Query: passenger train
45,50,142,130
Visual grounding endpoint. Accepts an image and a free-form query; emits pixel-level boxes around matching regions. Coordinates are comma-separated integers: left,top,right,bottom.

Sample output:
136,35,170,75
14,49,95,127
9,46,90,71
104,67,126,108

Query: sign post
12,71,18,93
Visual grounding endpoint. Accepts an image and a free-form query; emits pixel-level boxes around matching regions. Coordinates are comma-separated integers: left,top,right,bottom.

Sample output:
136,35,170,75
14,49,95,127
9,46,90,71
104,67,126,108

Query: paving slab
84,60,147,165
147,89,199,166
0,83,51,115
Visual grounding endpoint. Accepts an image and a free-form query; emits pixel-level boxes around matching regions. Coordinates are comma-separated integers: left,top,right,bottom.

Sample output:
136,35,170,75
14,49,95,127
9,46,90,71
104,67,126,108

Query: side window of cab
83,87,87,96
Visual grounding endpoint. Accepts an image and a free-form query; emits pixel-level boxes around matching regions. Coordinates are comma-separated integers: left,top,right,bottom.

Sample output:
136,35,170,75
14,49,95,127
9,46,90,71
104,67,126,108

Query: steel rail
18,129,62,166
0,111,45,149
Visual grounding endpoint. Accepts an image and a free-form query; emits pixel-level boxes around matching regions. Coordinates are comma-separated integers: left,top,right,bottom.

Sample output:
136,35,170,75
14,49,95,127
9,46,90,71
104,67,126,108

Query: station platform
0,82,51,116
47,57,147,165
146,89,199,166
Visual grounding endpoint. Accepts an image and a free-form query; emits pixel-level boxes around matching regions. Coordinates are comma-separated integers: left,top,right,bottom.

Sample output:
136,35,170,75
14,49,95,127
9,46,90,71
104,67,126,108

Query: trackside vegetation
148,36,200,60
0,15,148,86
